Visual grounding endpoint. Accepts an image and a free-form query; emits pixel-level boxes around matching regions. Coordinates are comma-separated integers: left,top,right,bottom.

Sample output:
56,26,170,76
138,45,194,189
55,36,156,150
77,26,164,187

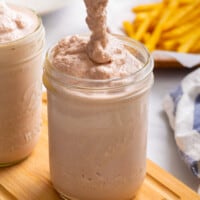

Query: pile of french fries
123,0,200,53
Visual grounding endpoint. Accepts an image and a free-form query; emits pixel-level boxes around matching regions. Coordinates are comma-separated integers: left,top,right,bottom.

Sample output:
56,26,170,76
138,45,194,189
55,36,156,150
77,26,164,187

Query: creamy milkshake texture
0,1,38,43
0,1,45,166
44,0,154,199
50,0,142,80
84,0,112,64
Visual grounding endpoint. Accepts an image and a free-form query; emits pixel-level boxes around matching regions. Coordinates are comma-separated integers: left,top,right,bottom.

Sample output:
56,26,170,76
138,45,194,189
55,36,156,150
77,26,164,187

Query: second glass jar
0,9,45,167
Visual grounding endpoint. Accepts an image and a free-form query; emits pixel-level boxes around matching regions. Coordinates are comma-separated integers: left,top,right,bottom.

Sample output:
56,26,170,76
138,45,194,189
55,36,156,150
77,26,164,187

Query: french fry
178,29,200,52
134,13,148,22
146,1,179,51
163,0,200,30
132,3,162,13
158,40,178,51
123,0,200,53
143,32,151,43
175,5,200,28
179,0,194,6
134,5,164,41
123,21,134,38
190,45,200,53
162,18,200,39
134,19,150,41
134,12,156,40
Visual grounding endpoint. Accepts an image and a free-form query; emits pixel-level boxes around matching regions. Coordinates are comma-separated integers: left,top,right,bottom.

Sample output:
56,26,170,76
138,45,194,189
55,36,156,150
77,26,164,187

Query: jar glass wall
43,35,154,200
0,12,45,167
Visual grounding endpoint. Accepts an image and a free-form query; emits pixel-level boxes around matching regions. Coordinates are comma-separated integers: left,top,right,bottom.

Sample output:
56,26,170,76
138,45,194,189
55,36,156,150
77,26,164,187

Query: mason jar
43,35,154,200
0,9,45,167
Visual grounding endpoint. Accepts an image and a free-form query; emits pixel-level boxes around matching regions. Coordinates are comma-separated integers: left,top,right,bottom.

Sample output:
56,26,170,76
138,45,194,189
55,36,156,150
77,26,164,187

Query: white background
40,0,200,192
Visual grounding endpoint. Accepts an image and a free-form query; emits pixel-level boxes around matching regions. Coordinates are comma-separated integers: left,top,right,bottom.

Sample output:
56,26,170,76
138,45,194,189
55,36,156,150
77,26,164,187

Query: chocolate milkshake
0,1,45,166
43,0,154,199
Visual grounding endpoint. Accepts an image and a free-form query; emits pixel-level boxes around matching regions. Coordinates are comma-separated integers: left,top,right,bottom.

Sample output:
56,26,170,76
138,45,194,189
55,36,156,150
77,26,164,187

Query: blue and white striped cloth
163,68,200,193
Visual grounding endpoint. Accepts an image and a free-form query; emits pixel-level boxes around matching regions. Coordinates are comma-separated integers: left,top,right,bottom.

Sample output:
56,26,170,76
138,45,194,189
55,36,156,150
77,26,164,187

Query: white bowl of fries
122,0,200,68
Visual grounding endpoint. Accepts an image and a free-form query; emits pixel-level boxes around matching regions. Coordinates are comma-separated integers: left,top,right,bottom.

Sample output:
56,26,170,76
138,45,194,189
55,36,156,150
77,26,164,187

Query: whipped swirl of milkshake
84,0,111,64
0,1,38,43
50,0,142,80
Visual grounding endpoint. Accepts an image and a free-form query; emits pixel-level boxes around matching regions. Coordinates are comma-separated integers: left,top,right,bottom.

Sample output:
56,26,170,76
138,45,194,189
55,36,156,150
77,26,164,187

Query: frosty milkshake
0,1,45,166
43,0,154,199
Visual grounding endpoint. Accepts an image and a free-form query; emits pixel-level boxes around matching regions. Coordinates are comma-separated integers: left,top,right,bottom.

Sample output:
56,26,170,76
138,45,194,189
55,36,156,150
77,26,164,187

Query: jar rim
44,34,154,90
0,5,42,47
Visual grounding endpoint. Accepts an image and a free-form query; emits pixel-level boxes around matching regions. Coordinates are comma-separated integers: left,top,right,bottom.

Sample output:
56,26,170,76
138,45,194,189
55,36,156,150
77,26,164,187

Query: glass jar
0,11,45,167
43,35,154,200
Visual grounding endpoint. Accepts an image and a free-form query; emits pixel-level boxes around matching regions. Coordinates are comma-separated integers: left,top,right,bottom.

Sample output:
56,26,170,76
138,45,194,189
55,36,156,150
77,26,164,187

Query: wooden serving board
154,56,184,68
0,94,199,200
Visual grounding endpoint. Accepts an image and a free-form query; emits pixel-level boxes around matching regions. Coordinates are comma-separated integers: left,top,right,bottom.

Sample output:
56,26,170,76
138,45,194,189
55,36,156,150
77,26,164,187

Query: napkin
163,68,200,193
